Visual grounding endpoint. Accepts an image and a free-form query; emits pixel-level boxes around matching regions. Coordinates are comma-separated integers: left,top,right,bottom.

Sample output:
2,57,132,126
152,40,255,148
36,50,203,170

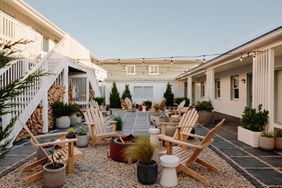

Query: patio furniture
159,119,225,186
84,106,119,147
158,107,199,145
158,98,167,111
160,155,180,187
148,127,161,146
20,121,83,184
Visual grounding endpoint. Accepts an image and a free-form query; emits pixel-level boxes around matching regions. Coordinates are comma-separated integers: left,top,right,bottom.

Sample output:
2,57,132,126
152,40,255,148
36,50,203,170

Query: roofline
12,0,65,38
177,25,282,80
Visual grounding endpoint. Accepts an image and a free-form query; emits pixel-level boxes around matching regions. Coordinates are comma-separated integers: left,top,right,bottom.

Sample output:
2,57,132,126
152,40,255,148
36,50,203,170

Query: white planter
56,116,70,129
76,135,89,147
76,116,82,124
70,114,77,126
237,126,261,148
259,136,274,150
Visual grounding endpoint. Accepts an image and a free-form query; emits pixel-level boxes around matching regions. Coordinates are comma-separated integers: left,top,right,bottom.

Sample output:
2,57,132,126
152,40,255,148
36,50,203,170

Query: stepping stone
230,156,268,167
247,169,282,186
8,146,36,156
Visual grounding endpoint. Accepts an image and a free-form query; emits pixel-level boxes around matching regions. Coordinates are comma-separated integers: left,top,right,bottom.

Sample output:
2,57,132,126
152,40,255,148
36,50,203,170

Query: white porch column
252,49,275,131
42,60,49,133
187,76,192,103
206,68,215,101
63,66,69,103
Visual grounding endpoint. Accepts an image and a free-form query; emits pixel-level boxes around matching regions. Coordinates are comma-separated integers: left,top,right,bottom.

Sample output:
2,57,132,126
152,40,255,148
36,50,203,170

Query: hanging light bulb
117,58,120,66
142,58,145,65
203,55,206,63
253,52,256,61
170,57,173,65
240,53,243,61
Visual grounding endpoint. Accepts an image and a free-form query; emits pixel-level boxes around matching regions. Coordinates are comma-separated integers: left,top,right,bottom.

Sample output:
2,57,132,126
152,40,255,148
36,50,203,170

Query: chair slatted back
84,107,106,136
159,99,167,111
178,100,186,108
185,119,225,164
120,99,128,110
125,97,133,110
19,119,50,160
173,108,199,138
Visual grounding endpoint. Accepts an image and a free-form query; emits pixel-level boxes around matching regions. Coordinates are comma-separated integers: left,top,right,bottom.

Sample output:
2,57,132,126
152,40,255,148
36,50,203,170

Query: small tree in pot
195,100,214,125
143,100,152,111
43,145,66,188
51,101,71,129
76,126,88,147
112,116,124,131
124,137,157,185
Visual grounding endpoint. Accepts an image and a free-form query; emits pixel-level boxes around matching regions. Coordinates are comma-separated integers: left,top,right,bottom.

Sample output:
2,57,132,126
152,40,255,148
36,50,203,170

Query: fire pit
109,134,135,162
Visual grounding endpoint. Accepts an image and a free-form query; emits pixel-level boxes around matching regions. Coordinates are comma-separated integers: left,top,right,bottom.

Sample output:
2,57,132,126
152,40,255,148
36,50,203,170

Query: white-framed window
200,81,205,98
149,65,159,75
231,75,239,100
215,79,221,99
133,86,153,98
126,65,135,75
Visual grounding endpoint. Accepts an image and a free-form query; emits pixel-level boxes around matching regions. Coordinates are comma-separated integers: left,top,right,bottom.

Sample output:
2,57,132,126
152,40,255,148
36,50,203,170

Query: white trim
126,65,136,75
148,65,159,75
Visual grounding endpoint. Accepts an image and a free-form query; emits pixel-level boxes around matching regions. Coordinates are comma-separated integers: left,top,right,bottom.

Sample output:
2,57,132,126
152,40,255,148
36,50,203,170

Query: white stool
148,128,160,146
160,155,180,187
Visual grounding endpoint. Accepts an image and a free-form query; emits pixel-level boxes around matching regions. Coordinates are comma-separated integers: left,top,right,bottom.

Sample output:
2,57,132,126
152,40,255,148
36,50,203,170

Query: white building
177,26,282,131
102,59,201,104
0,0,106,143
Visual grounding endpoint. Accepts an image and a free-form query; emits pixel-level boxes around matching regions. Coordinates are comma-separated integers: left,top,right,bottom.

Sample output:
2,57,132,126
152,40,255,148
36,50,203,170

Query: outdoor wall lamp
241,79,246,84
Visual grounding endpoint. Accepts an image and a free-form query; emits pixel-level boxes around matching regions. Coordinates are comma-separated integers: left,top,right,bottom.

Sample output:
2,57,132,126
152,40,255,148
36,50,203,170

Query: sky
26,0,282,60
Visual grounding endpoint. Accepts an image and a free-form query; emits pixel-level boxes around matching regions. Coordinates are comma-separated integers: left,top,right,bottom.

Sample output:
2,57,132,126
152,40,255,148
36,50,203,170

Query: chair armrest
158,135,203,149
33,132,68,139
159,122,179,125
109,121,117,132
33,138,78,147
180,133,205,139
175,125,196,128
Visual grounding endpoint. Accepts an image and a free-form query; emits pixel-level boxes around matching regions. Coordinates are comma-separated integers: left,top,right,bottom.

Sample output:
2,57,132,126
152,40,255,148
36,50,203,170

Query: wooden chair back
159,99,167,111
124,97,133,109
186,119,225,164
84,106,107,136
173,107,198,138
89,99,100,109
120,99,128,110
178,100,186,108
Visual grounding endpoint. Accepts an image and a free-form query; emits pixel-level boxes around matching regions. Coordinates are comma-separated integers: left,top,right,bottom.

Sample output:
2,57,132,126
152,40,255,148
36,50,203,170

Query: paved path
1,112,282,188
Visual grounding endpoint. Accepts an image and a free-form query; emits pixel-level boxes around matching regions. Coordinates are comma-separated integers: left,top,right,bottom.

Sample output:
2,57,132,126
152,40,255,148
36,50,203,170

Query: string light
240,53,243,61
170,57,173,65
203,55,206,63
142,58,145,65
253,52,256,60
117,58,120,66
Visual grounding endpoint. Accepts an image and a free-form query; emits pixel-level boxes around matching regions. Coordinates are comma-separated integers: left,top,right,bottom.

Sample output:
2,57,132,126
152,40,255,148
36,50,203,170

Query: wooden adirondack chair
120,99,129,111
20,121,83,184
159,119,225,186
158,107,199,143
84,106,119,147
158,98,167,111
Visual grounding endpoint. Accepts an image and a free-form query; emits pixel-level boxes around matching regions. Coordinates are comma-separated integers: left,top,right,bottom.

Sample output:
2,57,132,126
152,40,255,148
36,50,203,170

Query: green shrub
175,97,190,106
261,131,274,138
110,82,121,108
92,97,105,106
113,116,124,131
276,131,282,138
51,101,71,118
68,103,80,115
164,83,174,106
195,100,213,111
121,84,132,100
241,104,269,132
76,126,87,136
143,100,152,107
67,128,76,134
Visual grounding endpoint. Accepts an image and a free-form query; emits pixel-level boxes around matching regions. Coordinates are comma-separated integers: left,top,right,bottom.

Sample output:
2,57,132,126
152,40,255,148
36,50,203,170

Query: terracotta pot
198,111,214,125
259,136,274,150
275,137,282,150
43,163,66,188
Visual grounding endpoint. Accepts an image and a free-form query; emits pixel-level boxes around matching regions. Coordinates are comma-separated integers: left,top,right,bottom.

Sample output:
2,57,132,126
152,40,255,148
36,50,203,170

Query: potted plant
238,104,269,147
143,100,152,111
51,101,71,129
195,100,214,125
66,128,76,139
124,137,157,185
76,126,88,147
259,131,274,150
275,131,282,150
113,116,124,131
43,145,66,188
68,103,81,126
76,112,82,124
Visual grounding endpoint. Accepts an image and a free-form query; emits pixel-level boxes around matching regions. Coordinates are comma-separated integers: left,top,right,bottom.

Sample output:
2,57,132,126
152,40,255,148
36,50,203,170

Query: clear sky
26,0,282,60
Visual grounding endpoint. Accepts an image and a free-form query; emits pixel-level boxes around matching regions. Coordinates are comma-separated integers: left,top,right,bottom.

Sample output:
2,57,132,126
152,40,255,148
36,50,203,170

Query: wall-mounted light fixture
241,79,246,84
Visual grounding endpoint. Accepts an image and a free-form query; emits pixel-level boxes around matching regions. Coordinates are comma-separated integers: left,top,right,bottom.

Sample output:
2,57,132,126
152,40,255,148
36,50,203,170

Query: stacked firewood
16,85,65,141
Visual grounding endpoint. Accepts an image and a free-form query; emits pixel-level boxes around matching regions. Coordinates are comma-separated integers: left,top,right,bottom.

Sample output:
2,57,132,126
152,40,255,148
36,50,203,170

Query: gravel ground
0,144,254,188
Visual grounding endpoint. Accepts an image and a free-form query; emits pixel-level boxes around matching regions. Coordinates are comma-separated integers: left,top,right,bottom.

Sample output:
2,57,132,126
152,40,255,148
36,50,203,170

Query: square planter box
237,126,261,148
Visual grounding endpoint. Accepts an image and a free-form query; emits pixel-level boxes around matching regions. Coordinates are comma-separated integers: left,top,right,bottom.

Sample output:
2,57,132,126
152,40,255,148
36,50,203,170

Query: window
149,65,159,75
126,65,135,75
133,86,153,98
231,76,239,99
200,81,205,98
215,79,220,99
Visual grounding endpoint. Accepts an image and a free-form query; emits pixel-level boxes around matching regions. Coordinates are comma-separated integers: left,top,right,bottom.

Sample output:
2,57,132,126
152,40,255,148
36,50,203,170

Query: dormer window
149,65,159,75
126,65,135,75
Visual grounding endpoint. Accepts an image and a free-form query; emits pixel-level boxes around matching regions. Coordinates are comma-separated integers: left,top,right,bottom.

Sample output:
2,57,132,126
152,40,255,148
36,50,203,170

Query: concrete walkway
1,112,282,188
